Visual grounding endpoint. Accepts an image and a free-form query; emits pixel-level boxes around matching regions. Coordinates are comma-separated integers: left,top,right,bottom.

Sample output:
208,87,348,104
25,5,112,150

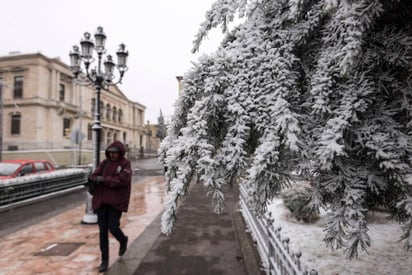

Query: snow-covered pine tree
159,52,233,233
159,0,412,258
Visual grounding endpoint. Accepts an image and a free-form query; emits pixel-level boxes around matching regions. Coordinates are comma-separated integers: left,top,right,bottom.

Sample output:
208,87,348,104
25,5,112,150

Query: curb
232,202,266,275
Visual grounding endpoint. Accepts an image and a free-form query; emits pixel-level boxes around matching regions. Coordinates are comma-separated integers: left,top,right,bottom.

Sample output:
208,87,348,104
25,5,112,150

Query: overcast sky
0,0,229,123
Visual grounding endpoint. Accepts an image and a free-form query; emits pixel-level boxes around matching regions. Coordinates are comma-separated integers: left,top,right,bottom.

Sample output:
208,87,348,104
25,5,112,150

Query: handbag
86,159,108,194
86,177,96,194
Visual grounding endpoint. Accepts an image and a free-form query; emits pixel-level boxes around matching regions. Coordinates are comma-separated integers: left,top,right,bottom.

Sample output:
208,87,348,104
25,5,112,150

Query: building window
106,104,111,121
13,76,23,99
106,132,112,145
138,110,143,126
59,84,65,101
63,118,71,137
11,114,21,135
118,109,123,123
113,107,117,122
87,124,92,140
100,102,105,120
91,98,96,115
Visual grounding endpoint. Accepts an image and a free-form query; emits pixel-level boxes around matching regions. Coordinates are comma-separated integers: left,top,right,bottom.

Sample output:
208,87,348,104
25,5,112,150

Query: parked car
0,159,55,179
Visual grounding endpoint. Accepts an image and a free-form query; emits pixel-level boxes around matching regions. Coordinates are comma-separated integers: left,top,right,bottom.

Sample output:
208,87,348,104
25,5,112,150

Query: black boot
119,236,128,256
98,260,108,273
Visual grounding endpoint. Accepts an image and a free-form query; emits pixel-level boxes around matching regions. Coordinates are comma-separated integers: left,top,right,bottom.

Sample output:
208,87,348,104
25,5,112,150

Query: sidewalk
0,176,166,275
108,183,263,275
0,171,263,274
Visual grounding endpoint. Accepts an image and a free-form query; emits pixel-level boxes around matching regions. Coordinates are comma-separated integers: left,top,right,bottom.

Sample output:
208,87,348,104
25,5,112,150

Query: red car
0,159,55,179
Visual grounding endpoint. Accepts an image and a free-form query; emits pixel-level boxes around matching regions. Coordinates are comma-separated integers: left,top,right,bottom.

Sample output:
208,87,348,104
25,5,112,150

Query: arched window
59,84,65,101
100,101,105,120
106,104,111,121
118,109,123,123
91,99,96,115
112,107,117,122
87,124,92,140
106,132,112,145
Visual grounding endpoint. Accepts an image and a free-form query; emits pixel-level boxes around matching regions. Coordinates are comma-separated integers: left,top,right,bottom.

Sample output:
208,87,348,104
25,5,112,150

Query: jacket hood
105,140,127,159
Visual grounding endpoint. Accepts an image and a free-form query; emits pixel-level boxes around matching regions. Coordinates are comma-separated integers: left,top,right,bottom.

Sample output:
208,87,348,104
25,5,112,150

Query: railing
239,184,318,275
0,169,89,206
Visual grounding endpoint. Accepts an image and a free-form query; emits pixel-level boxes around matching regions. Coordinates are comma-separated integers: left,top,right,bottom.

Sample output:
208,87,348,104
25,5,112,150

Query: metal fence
239,184,318,275
0,169,88,206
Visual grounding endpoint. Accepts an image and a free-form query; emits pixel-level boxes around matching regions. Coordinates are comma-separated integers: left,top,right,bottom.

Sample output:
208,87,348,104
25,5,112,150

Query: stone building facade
0,53,147,165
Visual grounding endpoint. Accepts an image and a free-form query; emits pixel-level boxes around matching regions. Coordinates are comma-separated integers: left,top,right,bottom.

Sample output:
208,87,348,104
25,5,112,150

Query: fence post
238,184,317,275
267,212,274,274
283,237,290,274
294,251,302,272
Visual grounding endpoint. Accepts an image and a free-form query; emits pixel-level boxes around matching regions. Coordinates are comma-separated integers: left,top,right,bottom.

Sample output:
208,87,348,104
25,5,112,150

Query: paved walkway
107,183,263,275
0,176,166,275
0,157,263,275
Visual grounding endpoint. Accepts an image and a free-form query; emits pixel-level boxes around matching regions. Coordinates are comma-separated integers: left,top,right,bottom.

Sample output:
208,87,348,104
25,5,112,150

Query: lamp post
69,26,128,224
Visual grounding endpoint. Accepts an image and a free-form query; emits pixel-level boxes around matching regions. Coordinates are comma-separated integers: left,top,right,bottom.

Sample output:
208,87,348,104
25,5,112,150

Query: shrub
281,184,319,223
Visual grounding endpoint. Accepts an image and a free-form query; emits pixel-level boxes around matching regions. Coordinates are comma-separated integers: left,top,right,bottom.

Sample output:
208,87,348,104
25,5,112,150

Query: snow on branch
159,0,412,257
192,0,247,53
309,0,383,116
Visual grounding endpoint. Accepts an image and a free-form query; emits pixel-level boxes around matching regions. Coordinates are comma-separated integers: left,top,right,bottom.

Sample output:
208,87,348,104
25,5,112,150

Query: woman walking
89,140,132,272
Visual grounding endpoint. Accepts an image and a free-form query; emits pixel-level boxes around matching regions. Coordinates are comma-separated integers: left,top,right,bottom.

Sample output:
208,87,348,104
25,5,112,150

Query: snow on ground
267,199,412,275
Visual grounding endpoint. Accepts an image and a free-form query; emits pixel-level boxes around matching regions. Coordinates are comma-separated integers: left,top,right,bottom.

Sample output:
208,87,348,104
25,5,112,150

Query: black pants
95,205,127,261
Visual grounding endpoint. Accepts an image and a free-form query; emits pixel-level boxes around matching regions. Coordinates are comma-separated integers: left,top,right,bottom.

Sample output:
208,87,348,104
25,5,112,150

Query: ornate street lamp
70,26,128,224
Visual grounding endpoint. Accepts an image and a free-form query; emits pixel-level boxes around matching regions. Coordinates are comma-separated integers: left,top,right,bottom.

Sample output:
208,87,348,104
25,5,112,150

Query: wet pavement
0,157,263,275
107,182,263,275
0,162,166,274
128,183,250,275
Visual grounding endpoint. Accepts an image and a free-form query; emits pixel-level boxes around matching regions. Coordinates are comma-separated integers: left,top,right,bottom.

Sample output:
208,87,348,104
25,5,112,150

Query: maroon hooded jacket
90,140,132,212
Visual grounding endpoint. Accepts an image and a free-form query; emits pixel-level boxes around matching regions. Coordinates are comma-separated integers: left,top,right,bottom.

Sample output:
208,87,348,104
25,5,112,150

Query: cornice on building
0,52,69,70
0,52,144,109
